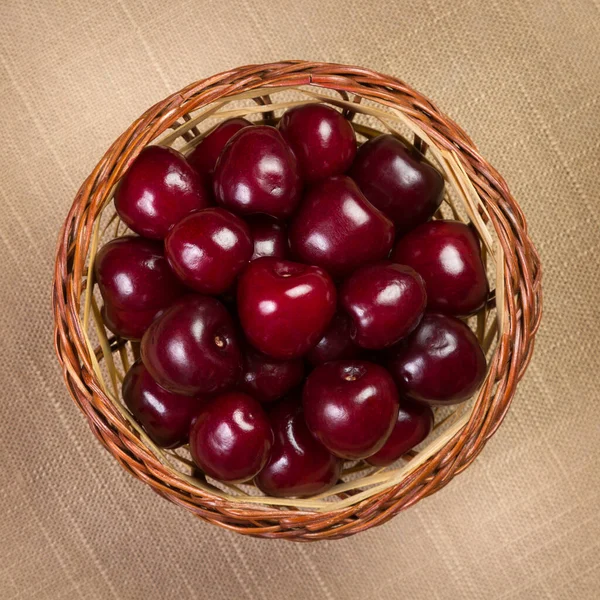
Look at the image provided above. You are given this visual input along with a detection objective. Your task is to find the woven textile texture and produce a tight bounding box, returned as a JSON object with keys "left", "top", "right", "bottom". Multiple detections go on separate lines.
{"left": 1, "top": 0, "right": 599, "bottom": 598}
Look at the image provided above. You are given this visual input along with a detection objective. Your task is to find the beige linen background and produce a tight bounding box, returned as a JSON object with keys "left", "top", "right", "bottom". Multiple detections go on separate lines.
{"left": 1, "top": 0, "right": 599, "bottom": 598}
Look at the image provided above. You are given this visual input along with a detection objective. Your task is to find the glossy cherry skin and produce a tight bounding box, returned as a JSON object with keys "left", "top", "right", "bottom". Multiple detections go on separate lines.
{"left": 366, "top": 400, "right": 434, "bottom": 466}
{"left": 303, "top": 360, "right": 399, "bottom": 459}
{"left": 237, "top": 257, "right": 336, "bottom": 360}
{"left": 213, "top": 126, "right": 301, "bottom": 219}
{"left": 102, "top": 303, "right": 164, "bottom": 341}
{"left": 278, "top": 104, "right": 356, "bottom": 183}
{"left": 122, "top": 361, "right": 205, "bottom": 448}
{"left": 114, "top": 146, "right": 211, "bottom": 239}
{"left": 95, "top": 236, "right": 185, "bottom": 311}
{"left": 306, "top": 313, "right": 361, "bottom": 366}
{"left": 240, "top": 346, "right": 304, "bottom": 403}
{"left": 340, "top": 262, "right": 427, "bottom": 350}
{"left": 165, "top": 208, "right": 252, "bottom": 294}
{"left": 187, "top": 118, "right": 251, "bottom": 184}
{"left": 349, "top": 134, "right": 444, "bottom": 235}
{"left": 246, "top": 215, "right": 289, "bottom": 260}
{"left": 386, "top": 313, "right": 487, "bottom": 405}
{"left": 289, "top": 176, "right": 394, "bottom": 278}
{"left": 392, "top": 220, "right": 489, "bottom": 316}
{"left": 141, "top": 295, "right": 242, "bottom": 395}
{"left": 255, "top": 396, "right": 342, "bottom": 497}
{"left": 189, "top": 392, "right": 273, "bottom": 482}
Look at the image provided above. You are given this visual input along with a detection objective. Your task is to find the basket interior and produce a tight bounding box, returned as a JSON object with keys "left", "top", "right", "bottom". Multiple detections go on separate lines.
{"left": 81, "top": 85, "right": 502, "bottom": 511}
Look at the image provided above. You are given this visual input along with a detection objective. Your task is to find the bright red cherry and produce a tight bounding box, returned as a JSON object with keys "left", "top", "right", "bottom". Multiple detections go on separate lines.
{"left": 165, "top": 208, "right": 252, "bottom": 295}
{"left": 213, "top": 126, "right": 301, "bottom": 219}
{"left": 95, "top": 236, "right": 185, "bottom": 312}
{"left": 240, "top": 346, "right": 304, "bottom": 403}
{"left": 102, "top": 303, "right": 163, "bottom": 341}
{"left": 340, "top": 262, "right": 427, "bottom": 349}
{"left": 246, "top": 215, "right": 289, "bottom": 260}
{"left": 386, "top": 313, "right": 487, "bottom": 405}
{"left": 255, "top": 396, "right": 342, "bottom": 497}
{"left": 366, "top": 400, "right": 434, "bottom": 466}
{"left": 278, "top": 103, "right": 356, "bottom": 183}
{"left": 141, "top": 295, "right": 242, "bottom": 395}
{"left": 289, "top": 176, "right": 394, "bottom": 278}
{"left": 122, "top": 361, "right": 205, "bottom": 448}
{"left": 114, "top": 146, "right": 211, "bottom": 239}
{"left": 237, "top": 257, "right": 336, "bottom": 360}
{"left": 392, "top": 220, "right": 489, "bottom": 316}
{"left": 189, "top": 392, "right": 272, "bottom": 482}
{"left": 303, "top": 360, "right": 399, "bottom": 459}
{"left": 349, "top": 134, "right": 444, "bottom": 235}
{"left": 187, "top": 118, "right": 251, "bottom": 184}
{"left": 306, "top": 313, "right": 361, "bottom": 366}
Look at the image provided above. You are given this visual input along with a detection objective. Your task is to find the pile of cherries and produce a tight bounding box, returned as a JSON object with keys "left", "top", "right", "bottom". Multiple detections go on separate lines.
{"left": 95, "top": 103, "right": 489, "bottom": 498}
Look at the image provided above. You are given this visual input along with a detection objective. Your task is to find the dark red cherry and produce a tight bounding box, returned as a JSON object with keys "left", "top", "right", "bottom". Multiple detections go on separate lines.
{"left": 165, "top": 208, "right": 252, "bottom": 295}
{"left": 114, "top": 146, "right": 211, "bottom": 239}
{"left": 278, "top": 103, "right": 356, "bottom": 183}
{"left": 386, "top": 313, "right": 487, "bottom": 405}
{"left": 392, "top": 220, "right": 489, "bottom": 315}
{"left": 213, "top": 126, "right": 301, "bottom": 219}
{"left": 95, "top": 236, "right": 185, "bottom": 311}
{"left": 122, "top": 361, "right": 205, "bottom": 448}
{"left": 366, "top": 400, "right": 434, "bottom": 466}
{"left": 349, "top": 134, "right": 444, "bottom": 235}
{"left": 255, "top": 396, "right": 342, "bottom": 497}
{"left": 306, "top": 313, "right": 361, "bottom": 366}
{"left": 219, "top": 285, "right": 238, "bottom": 313}
{"left": 187, "top": 118, "right": 251, "bottom": 184}
{"left": 303, "top": 360, "right": 399, "bottom": 459}
{"left": 237, "top": 257, "right": 336, "bottom": 360}
{"left": 102, "top": 303, "right": 164, "bottom": 341}
{"left": 141, "top": 295, "right": 242, "bottom": 395}
{"left": 289, "top": 176, "right": 394, "bottom": 278}
{"left": 240, "top": 346, "right": 304, "bottom": 403}
{"left": 246, "top": 215, "right": 289, "bottom": 260}
{"left": 340, "top": 262, "right": 427, "bottom": 349}
{"left": 189, "top": 392, "right": 272, "bottom": 482}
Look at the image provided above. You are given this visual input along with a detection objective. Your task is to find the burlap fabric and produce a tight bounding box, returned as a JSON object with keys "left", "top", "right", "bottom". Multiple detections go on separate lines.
{"left": 1, "top": 0, "right": 598, "bottom": 598}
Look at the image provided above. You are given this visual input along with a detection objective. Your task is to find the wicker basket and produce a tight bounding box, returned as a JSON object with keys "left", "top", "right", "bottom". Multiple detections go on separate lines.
{"left": 52, "top": 61, "right": 542, "bottom": 541}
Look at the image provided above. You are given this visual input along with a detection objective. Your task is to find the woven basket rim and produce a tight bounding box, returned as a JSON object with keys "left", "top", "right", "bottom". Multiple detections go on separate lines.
{"left": 52, "top": 60, "right": 542, "bottom": 541}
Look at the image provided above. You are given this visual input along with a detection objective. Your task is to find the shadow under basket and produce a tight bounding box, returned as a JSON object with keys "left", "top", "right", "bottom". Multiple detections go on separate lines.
{"left": 52, "top": 61, "right": 542, "bottom": 541}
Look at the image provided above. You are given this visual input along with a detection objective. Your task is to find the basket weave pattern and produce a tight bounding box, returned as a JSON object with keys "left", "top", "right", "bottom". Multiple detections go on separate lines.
{"left": 53, "top": 61, "right": 542, "bottom": 540}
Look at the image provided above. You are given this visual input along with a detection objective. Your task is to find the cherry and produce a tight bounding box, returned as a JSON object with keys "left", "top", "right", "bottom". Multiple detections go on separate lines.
{"left": 237, "top": 257, "right": 336, "bottom": 360}
{"left": 189, "top": 392, "right": 272, "bottom": 482}
{"left": 392, "top": 220, "right": 489, "bottom": 316}
{"left": 141, "top": 295, "right": 242, "bottom": 395}
{"left": 303, "top": 360, "right": 399, "bottom": 459}
{"left": 114, "top": 146, "right": 210, "bottom": 239}
{"left": 213, "top": 126, "right": 301, "bottom": 219}
{"left": 366, "top": 400, "right": 434, "bottom": 466}
{"left": 278, "top": 103, "right": 356, "bottom": 183}
{"left": 349, "top": 134, "right": 444, "bottom": 235}
{"left": 340, "top": 262, "right": 427, "bottom": 349}
{"left": 102, "top": 303, "right": 163, "bottom": 341}
{"left": 255, "top": 396, "right": 342, "bottom": 497}
{"left": 306, "top": 313, "right": 361, "bottom": 366}
{"left": 187, "top": 118, "right": 251, "bottom": 184}
{"left": 95, "top": 236, "right": 185, "bottom": 312}
{"left": 122, "top": 361, "right": 205, "bottom": 448}
{"left": 246, "top": 215, "right": 289, "bottom": 260}
{"left": 240, "top": 345, "right": 304, "bottom": 403}
{"left": 386, "top": 313, "right": 487, "bottom": 405}
{"left": 165, "top": 208, "right": 252, "bottom": 295}
{"left": 289, "top": 176, "right": 394, "bottom": 278}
